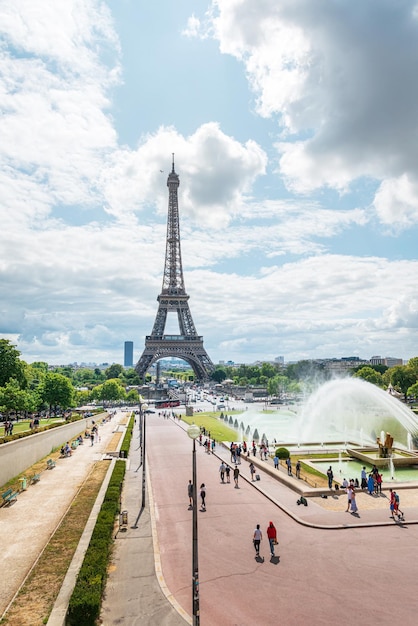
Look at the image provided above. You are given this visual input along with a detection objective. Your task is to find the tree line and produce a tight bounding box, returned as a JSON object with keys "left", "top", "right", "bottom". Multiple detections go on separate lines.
{"left": 1, "top": 337, "right": 418, "bottom": 418}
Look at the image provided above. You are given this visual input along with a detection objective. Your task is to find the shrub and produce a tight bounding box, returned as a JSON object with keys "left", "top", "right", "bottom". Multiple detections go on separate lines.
{"left": 275, "top": 447, "right": 290, "bottom": 459}
{"left": 66, "top": 461, "right": 125, "bottom": 626}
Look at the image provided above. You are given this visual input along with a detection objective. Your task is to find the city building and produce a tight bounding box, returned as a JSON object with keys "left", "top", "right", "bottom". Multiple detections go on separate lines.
{"left": 124, "top": 341, "right": 134, "bottom": 368}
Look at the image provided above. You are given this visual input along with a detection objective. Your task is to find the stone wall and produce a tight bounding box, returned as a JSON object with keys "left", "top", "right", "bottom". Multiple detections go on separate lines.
{"left": 0, "top": 416, "right": 104, "bottom": 486}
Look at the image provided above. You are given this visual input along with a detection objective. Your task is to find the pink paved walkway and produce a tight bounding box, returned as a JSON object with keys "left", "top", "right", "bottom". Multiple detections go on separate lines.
{"left": 146, "top": 414, "right": 418, "bottom": 626}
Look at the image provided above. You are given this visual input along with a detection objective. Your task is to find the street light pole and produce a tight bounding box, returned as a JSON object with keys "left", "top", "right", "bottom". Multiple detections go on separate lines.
{"left": 140, "top": 400, "right": 148, "bottom": 509}
{"left": 187, "top": 424, "right": 200, "bottom": 626}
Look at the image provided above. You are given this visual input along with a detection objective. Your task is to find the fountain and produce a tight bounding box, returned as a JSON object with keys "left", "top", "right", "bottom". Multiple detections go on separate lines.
{"left": 223, "top": 377, "right": 418, "bottom": 484}
{"left": 296, "top": 378, "right": 418, "bottom": 447}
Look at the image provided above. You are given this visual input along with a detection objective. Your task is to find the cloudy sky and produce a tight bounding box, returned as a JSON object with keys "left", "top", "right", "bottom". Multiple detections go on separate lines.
{"left": 1, "top": 0, "right": 418, "bottom": 367}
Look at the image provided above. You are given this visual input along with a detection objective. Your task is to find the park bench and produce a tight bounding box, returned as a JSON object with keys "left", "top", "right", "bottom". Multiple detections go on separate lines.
{"left": 46, "top": 459, "right": 56, "bottom": 469}
{"left": 30, "top": 473, "right": 41, "bottom": 484}
{"left": 2, "top": 488, "right": 18, "bottom": 506}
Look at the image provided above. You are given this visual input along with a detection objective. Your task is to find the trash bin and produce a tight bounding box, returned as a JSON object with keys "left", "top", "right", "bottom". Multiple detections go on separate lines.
{"left": 119, "top": 510, "right": 128, "bottom": 529}
{"left": 19, "top": 477, "right": 27, "bottom": 491}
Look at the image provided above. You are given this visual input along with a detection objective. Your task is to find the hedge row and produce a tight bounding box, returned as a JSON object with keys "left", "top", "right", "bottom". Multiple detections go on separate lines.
{"left": 119, "top": 413, "right": 135, "bottom": 457}
{"left": 66, "top": 460, "right": 126, "bottom": 626}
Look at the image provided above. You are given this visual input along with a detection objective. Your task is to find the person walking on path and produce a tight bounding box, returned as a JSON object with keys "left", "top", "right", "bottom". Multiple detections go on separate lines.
{"left": 188, "top": 480, "right": 193, "bottom": 508}
{"left": 233, "top": 465, "right": 240, "bottom": 488}
{"left": 253, "top": 524, "right": 262, "bottom": 557}
{"left": 393, "top": 491, "right": 404, "bottom": 520}
{"left": 350, "top": 487, "right": 358, "bottom": 514}
{"left": 249, "top": 462, "right": 256, "bottom": 481}
{"left": 345, "top": 483, "right": 353, "bottom": 512}
{"left": 367, "top": 473, "right": 375, "bottom": 495}
{"left": 273, "top": 454, "right": 279, "bottom": 470}
{"left": 225, "top": 465, "right": 231, "bottom": 483}
{"left": 327, "top": 466, "right": 334, "bottom": 489}
{"left": 286, "top": 457, "right": 292, "bottom": 476}
{"left": 266, "top": 521, "right": 277, "bottom": 557}
{"left": 219, "top": 462, "right": 226, "bottom": 483}
{"left": 200, "top": 483, "right": 206, "bottom": 511}
{"left": 295, "top": 460, "right": 301, "bottom": 479}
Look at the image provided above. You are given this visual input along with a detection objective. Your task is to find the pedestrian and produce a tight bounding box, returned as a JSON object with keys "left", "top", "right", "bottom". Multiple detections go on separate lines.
{"left": 327, "top": 466, "right": 333, "bottom": 489}
{"left": 236, "top": 445, "right": 241, "bottom": 463}
{"left": 367, "top": 474, "right": 375, "bottom": 495}
{"left": 361, "top": 466, "right": 367, "bottom": 490}
{"left": 188, "top": 480, "right": 193, "bottom": 508}
{"left": 233, "top": 465, "right": 240, "bottom": 488}
{"left": 389, "top": 488, "right": 396, "bottom": 518}
{"left": 273, "top": 454, "right": 279, "bottom": 470}
{"left": 376, "top": 472, "right": 383, "bottom": 494}
{"left": 266, "top": 521, "right": 277, "bottom": 557}
{"left": 296, "top": 460, "right": 301, "bottom": 479}
{"left": 253, "top": 524, "right": 262, "bottom": 557}
{"left": 345, "top": 483, "right": 353, "bottom": 512}
{"left": 350, "top": 487, "right": 358, "bottom": 514}
{"left": 219, "top": 462, "right": 226, "bottom": 483}
{"left": 90, "top": 432, "right": 94, "bottom": 446}
{"left": 249, "top": 462, "right": 256, "bottom": 481}
{"left": 225, "top": 465, "right": 231, "bottom": 483}
{"left": 200, "top": 483, "right": 206, "bottom": 511}
{"left": 393, "top": 491, "right": 404, "bottom": 520}
{"left": 286, "top": 457, "right": 292, "bottom": 476}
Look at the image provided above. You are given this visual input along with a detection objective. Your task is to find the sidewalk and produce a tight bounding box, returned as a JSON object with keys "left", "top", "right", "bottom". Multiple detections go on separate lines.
{"left": 0, "top": 412, "right": 124, "bottom": 619}
{"left": 2, "top": 411, "right": 418, "bottom": 625}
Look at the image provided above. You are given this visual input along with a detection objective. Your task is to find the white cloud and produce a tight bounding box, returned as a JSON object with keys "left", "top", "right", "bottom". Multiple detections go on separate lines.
{"left": 0, "top": 0, "right": 120, "bottom": 220}
{"left": 202, "top": 0, "right": 418, "bottom": 226}
{"left": 101, "top": 123, "right": 267, "bottom": 227}
{"left": 373, "top": 175, "right": 418, "bottom": 227}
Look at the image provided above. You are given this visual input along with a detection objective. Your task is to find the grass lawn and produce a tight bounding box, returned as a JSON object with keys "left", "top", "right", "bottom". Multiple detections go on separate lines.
{"left": 182, "top": 412, "right": 239, "bottom": 442}
{"left": 0, "top": 417, "right": 63, "bottom": 436}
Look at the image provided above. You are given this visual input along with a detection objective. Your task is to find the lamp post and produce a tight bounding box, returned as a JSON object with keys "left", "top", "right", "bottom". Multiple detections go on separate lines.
{"left": 187, "top": 423, "right": 200, "bottom": 626}
{"left": 140, "top": 400, "right": 148, "bottom": 508}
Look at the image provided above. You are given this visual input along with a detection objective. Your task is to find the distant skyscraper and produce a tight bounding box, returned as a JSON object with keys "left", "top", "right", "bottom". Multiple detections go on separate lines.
{"left": 124, "top": 341, "right": 134, "bottom": 367}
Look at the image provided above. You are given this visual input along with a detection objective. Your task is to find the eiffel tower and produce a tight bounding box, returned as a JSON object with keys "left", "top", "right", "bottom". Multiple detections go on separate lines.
{"left": 135, "top": 156, "right": 214, "bottom": 382}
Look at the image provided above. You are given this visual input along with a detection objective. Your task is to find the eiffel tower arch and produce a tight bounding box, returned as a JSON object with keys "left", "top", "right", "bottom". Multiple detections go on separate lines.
{"left": 135, "top": 156, "right": 214, "bottom": 382}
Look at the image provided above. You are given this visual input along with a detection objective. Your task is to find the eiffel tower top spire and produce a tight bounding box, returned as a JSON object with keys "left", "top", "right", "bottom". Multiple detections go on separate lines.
{"left": 162, "top": 152, "right": 185, "bottom": 295}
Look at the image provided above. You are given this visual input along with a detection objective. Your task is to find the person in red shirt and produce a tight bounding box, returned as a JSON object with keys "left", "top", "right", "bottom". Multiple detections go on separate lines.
{"left": 266, "top": 521, "right": 277, "bottom": 557}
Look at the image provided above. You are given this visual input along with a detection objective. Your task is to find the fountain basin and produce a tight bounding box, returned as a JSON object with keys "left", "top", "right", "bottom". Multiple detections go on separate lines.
{"left": 348, "top": 447, "right": 418, "bottom": 467}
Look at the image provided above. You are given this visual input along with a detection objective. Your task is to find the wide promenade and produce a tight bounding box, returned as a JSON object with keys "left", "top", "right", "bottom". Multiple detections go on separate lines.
{"left": 103, "top": 411, "right": 418, "bottom": 626}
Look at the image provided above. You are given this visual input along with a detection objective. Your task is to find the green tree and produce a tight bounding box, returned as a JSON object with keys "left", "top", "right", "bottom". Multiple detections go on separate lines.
{"left": 267, "top": 375, "right": 290, "bottom": 397}
{"left": 389, "top": 366, "right": 417, "bottom": 401}
{"left": 39, "top": 373, "right": 74, "bottom": 413}
{"left": 122, "top": 368, "right": 141, "bottom": 386}
{"left": 354, "top": 366, "right": 384, "bottom": 387}
{"left": 126, "top": 389, "right": 140, "bottom": 404}
{"left": 94, "top": 379, "right": 126, "bottom": 405}
{"left": 0, "top": 339, "right": 27, "bottom": 388}
{"left": 212, "top": 368, "right": 227, "bottom": 383}
{"left": 407, "top": 381, "right": 418, "bottom": 401}
{"left": 105, "top": 364, "right": 124, "bottom": 380}
{"left": 260, "top": 362, "right": 278, "bottom": 379}
{"left": 0, "top": 378, "right": 32, "bottom": 416}
{"left": 30, "top": 361, "right": 49, "bottom": 374}
{"left": 407, "top": 357, "right": 418, "bottom": 378}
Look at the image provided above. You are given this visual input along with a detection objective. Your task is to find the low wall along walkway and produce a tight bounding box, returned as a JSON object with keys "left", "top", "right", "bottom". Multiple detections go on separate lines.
{"left": 0, "top": 416, "right": 104, "bottom": 486}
